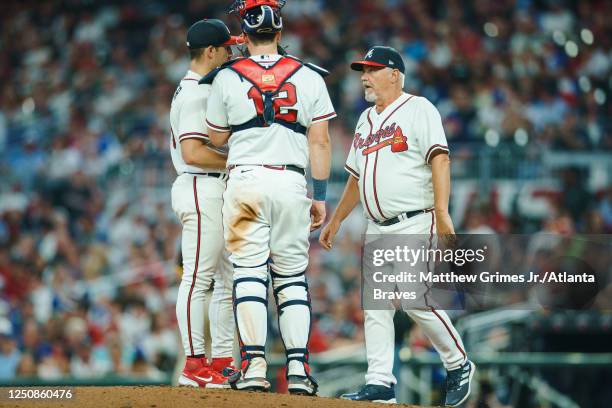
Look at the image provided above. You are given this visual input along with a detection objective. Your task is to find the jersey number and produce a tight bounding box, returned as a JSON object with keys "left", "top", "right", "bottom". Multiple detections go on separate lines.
{"left": 247, "top": 83, "right": 298, "bottom": 123}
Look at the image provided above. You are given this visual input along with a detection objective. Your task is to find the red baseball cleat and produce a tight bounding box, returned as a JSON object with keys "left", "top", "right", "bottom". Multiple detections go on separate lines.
{"left": 178, "top": 356, "right": 230, "bottom": 388}
{"left": 210, "top": 357, "right": 238, "bottom": 377}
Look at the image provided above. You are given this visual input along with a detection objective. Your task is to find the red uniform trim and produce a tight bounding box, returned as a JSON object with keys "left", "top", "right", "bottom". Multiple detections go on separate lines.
{"left": 380, "top": 95, "right": 415, "bottom": 128}
{"left": 179, "top": 132, "right": 209, "bottom": 140}
{"left": 425, "top": 211, "right": 467, "bottom": 360}
{"left": 186, "top": 176, "right": 202, "bottom": 356}
{"left": 206, "top": 119, "right": 230, "bottom": 131}
{"left": 425, "top": 144, "right": 449, "bottom": 164}
{"left": 362, "top": 110, "right": 378, "bottom": 221}
{"left": 372, "top": 150, "right": 386, "bottom": 219}
{"left": 312, "top": 112, "right": 337, "bottom": 122}
{"left": 368, "top": 95, "right": 415, "bottom": 221}
{"left": 180, "top": 136, "right": 208, "bottom": 143}
{"left": 344, "top": 164, "right": 359, "bottom": 179}
{"left": 430, "top": 307, "right": 467, "bottom": 360}
{"left": 182, "top": 78, "right": 200, "bottom": 82}
{"left": 423, "top": 210, "right": 435, "bottom": 307}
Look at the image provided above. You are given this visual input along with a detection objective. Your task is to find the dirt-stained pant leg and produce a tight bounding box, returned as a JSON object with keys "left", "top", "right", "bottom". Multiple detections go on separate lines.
{"left": 223, "top": 166, "right": 312, "bottom": 379}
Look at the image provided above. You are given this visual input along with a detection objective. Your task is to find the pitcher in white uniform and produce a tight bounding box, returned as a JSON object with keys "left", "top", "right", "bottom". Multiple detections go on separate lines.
{"left": 320, "top": 46, "right": 475, "bottom": 407}
{"left": 170, "top": 19, "right": 242, "bottom": 388}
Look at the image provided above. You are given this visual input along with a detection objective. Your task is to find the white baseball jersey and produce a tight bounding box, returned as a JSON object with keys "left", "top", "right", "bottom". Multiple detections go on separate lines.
{"left": 345, "top": 93, "right": 449, "bottom": 222}
{"left": 170, "top": 70, "right": 228, "bottom": 175}
{"left": 170, "top": 70, "right": 234, "bottom": 362}
{"left": 206, "top": 54, "right": 336, "bottom": 168}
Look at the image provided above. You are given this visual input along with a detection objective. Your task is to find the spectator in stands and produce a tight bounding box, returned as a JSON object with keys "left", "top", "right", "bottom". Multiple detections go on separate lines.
{"left": 0, "top": 331, "right": 21, "bottom": 380}
{"left": 15, "top": 352, "right": 37, "bottom": 377}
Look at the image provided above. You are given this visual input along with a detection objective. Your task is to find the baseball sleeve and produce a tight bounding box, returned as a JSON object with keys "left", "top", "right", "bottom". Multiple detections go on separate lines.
{"left": 416, "top": 97, "right": 450, "bottom": 164}
{"left": 177, "top": 95, "right": 208, "bottom": 142}
{"left": 205, "top": 75, "right": 231, "bottom": 133}
{"left": 310, "top": 75, "right": 337, "bottom": 125}
{"left": 344, "top": 126, "right": 361, "bottom": 179}
{"left": 345, "top": 144, "right": 360, "bottom": 179}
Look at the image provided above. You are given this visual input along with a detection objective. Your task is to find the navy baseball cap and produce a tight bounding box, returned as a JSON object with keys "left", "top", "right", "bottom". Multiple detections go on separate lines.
{"left": 186, "top": 19, "right": 243, "bottom": 49}
{"left": 351, "top": 46, "right": 406, "bottom": 74}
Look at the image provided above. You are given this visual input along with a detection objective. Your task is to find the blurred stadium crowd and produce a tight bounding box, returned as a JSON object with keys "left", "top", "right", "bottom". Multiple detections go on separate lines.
{"left": 0, "top": 0, "right": 610, "bottom": 397}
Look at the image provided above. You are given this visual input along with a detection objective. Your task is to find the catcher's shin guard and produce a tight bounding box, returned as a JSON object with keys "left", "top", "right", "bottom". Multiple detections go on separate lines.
{"left": 231, "top": 270, "right": 270, "bottom": 391}
{"left": 271, "top": 269, "right": 318, "bottom": 395}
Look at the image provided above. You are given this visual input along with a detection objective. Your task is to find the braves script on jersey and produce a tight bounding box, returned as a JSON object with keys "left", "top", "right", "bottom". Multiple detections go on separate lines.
{"left": 345, "top": 93, "right": 449, "bottom": 221}
{"left": 206, "top": 54, "right": 336, "bottom": 167}
{"left": 170, "top": 70, "right": 227, "bottom": 175}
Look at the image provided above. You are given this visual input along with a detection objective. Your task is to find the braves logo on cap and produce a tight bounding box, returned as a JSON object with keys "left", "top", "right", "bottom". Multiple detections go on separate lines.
{"left": 350, "top": 46, "right": 406, "bottom": 74}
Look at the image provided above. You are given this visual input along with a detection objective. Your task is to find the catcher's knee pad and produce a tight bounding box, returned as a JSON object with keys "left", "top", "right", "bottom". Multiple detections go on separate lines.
{"left": 269, "top": 258, "right": 308, "bottom": 278}
{"left": 271, "top": 270, "right": 310, "bottom": 314}
{"left": 234, "top": 276, "right": 268, "bottom": 304}
{"left": 233, "top": 262, "right": 268, "bottom": 303}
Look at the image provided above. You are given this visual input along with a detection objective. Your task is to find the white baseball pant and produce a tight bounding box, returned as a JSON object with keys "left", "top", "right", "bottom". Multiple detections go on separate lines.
{"left": 364, "top": 210, "right": 467, "bottom": 387}
{"left": 222, "top": 165, "right": 313, "bottom": 379}
{"left": 172, "top": 173, "right": 234, "bottom": 358}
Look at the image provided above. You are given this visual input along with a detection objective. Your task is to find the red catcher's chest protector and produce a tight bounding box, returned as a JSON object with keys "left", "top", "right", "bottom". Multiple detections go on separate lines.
{"left": 229, "top": 57, "right": 303, "bottom": 126}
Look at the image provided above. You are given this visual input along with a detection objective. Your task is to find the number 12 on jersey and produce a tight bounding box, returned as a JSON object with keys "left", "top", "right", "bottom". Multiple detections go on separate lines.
{"left": 247, "top": 83, "right": 298, "bottom": 123}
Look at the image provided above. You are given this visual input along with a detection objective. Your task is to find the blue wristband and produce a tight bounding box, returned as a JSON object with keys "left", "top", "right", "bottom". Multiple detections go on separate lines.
{"left": 312, "top": 178, "right": 328, "bottom": 201}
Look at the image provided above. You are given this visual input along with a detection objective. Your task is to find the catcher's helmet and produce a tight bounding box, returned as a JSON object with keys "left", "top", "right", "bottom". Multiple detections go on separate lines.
{"left": 228, "top": 0, "right": 286, "bottom": 34}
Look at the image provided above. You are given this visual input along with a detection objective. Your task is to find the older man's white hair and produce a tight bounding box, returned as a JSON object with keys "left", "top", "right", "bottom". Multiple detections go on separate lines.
{"left": 385, "top": 67, "right": 405, "bottom": 89}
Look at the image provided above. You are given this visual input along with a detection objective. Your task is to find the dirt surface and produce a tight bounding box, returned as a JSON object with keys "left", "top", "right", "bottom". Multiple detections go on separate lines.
{"left": 0, "top": 386, "right": 428, "bottom": 408}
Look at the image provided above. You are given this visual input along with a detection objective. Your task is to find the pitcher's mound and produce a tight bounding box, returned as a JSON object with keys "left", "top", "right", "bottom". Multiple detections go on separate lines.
{"left": 1, "top": 386, "right": 427, "bottom": 408}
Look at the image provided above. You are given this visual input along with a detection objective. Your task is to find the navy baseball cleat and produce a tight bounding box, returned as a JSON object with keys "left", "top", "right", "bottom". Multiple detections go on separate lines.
{"left": 444, "top": 360, "right": 476, "bottom": 407}
{"left": 228, "top": 371, "right": 271, "bottom": 392}
{"left": 227, "top": 357, "right": 271, "bottom": 392}
{"left": 340, "top": 384, "right": 396, "bottom": 403}
{"left": 288, "top": 374, "right": 318, "bottom": 396}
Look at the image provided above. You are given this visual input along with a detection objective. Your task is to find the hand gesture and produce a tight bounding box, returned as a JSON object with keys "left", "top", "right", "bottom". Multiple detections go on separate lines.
{"left": 319, "top": 219, "right": 340, "bottom": 250}
{"left": 310, "top": 200, "right": 326, "bottom": 232}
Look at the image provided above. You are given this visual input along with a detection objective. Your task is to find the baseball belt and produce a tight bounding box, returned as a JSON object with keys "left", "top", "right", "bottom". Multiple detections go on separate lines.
{"left": 374, "top": 208, "right": 434, "bottom": 227}
{"left": 186, "top": 172, "right": 229, "bottom": 180}
{"left": 228, "top": 164, "right": 306, "bottom": 176}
